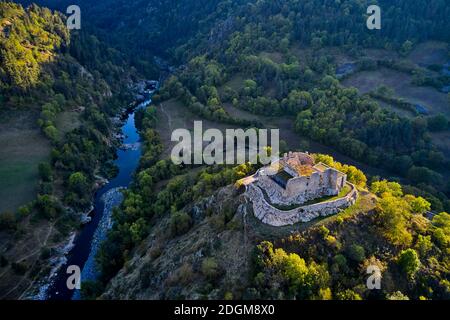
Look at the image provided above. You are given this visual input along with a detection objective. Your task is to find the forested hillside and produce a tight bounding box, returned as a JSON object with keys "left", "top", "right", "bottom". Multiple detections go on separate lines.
{"left": 0, "top": 2, "right": 68, "bottom": 91}
{"left": 2, "top": 0, "right": 449, "bottom": 301}
{"left": 88, "top": 0, "right": 450, "bottom": 300}
{"left": 154, "top": 0, "right": 450, "bottom": 211}
{"left": 0, "top": 2, "right": 136, "bottom": 298}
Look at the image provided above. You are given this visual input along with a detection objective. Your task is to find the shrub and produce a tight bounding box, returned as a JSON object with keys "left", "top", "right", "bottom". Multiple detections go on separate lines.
{"left": 336, "top": 289, "right": 362, "bottom": 300}
{"left": 346, "top": 244, "right": 366, "bottom": 263}
{"left": 397, "top": 249, "right": 420, "bottom": 279}
{"left": 387, "top": 291, "right": 410, "bottom": 300}
{"left": 170, "top": 212, "right": 192, "bottom": 237}
{"left": 38, "top": 162, "right": 53, "bottom": 182}
{"left": 201, "top": 257, "right": 220, "bottom": 280}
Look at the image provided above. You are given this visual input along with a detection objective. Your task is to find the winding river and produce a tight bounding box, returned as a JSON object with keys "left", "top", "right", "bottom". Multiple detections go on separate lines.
{"left": 45, "top": 91, "right": 155, "bottom": 300}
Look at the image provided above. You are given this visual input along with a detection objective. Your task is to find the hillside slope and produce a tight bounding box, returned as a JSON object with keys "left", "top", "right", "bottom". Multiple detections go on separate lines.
{"left": 0, "top": 2, "right": 135, "bottom": 299}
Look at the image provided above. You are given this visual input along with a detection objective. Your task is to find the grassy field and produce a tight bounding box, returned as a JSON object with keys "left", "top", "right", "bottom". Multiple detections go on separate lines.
{"left": 430, "top": 131, "right": 450, "bottom": 157}
{"left": 343, "top": 41, "right": 450, "bottom": 117}
{"left": 155, "top": 99, "right": 245, "bottom": 159}
{"left": 407, "top": 41, "right": 449, "bottom": 66}
{"left": 342, "top": 67, "right": 449, "bottom": 116}
{"left": 0, "top": 110, "right": 50, "bottom": 214}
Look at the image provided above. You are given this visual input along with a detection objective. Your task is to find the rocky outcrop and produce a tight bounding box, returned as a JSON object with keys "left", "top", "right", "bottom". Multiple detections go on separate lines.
{"left": 101, "top": 186, "right": 253, "bottom": 300}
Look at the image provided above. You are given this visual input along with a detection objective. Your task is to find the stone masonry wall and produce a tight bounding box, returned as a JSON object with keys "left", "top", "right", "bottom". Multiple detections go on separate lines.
{"left": 246, "top": 182, "right": 358, "bottom": 227}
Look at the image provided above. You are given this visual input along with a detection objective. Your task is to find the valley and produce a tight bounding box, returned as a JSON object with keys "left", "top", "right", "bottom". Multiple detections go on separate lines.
{"left": 0, "top": 0, "right": 450, "bottom": 303}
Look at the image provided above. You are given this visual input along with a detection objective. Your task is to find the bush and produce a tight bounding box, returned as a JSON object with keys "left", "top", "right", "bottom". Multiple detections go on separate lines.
{"left": 336, "top": 289, "right": 362, "bottom": 300}
{"left": 17, "top": 205, "right": 31, "bottom": 218}
{"left": 346, "top": 244, "right": 366, "bottom": 263}
{"left": 201, "top": 257, "right": 220, "bottom": 280}
{"left": 68, "top": 172, "right": 89, "bottom": 195}
{"left": 397, "top": 249, "right": 420, "bottom": 279}
{"left": 38, "top": 162, "right": 53, "bottom": 182}
{"left": 169, "top": 212, "right": 192, "bottom": 237}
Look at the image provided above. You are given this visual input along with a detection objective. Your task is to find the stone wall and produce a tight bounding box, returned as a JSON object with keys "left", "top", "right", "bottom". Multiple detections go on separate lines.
{"left": 253, "top": 163, "right": 347, "bottom": 207}
{"left": 246, "top": 182, "right": 358, "bottom": 227}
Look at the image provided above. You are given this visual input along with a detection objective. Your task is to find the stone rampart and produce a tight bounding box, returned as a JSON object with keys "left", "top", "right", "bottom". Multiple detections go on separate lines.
{"left": 246, "top": 182, "right": 358, "bottom": 226}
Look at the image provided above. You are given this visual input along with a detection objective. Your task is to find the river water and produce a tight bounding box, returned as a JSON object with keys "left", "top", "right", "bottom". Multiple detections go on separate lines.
{"left": 45, "top": 94, "right": 154, "bottom": 300}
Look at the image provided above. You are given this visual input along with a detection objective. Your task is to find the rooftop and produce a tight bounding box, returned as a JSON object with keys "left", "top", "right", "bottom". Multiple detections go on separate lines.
{"left": 279, "top": 152, "right": 315, "bottom": 176}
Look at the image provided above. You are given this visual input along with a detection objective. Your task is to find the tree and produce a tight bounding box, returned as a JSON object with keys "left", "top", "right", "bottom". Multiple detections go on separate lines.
{"left": 397, "top": 249, "right": 420, "bottom": 279}
{"left": 43, "top": 125, "right": 58, "bottom": 141}
{"left": 254, "top": 242, "right": 330, "bottom": 299}
{"left": 371, "top": 180, "right": 403, "bottom": 197}
{"left": 432, "top": 212, "right": 450, "bottom": 248}
{"left": 129, "top": 218, "right": 147, "bottom": 243}
{"left": 68, "top": 172, "right": 89, "bottom": 195}
{"left": 407, "top": 166, "right": 442, "bottom": 185}
{"left": 404, "top": 195, "right": 431, "bottom": 215}
{"left": 400, "top": 40, "right": 413, "bottom": 56}
{"left": 38, "top": 162, "right": 53, "bottom": 182}
{"left": 427, "top": 114, "right": 448, "bottom": 131}
{"left": 415, "top": 235, "right": 432, "bottom": 256}
{"left": 375, "top": 195, "right": 413, "bottom": 247}
{"left": 346, "top": 244, "right": 366, "bottom": 263}
{"left": 282, "top": 90, "right": 312, "bottom": 114}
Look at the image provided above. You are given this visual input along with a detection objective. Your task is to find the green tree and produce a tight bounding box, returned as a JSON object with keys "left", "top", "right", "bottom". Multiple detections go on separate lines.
{"left": 404, "top": 195, "right": 431, "bottom": 215}
{"left": 397, "top": 249, "right": 420, "bottom": 279}
{"left": 346, "top": 244, "right": 366, "bottom": 263}
{"left": 371, "top": 180, "right": 403, "bottom": 197}
{"left": 38, "top": 162, "right": 53, "bottom": 182}
{"left": 68, "top": 172, "right": 89, "bottom": 195}
{"left": 375, "top": 195, "right": 413, "bottom": 247}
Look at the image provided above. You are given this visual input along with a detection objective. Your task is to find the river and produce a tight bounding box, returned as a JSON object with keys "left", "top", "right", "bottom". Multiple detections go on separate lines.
{"left": 44, "top": 92, "right": 155, "bottom": 300}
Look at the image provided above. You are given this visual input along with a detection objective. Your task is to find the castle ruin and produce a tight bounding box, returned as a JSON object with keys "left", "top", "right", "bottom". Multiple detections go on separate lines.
{"left": 241, "top": 152, "right": 358, "bottom": 226}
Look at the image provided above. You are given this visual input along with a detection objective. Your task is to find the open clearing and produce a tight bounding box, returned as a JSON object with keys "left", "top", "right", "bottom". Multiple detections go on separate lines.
{"left": 155, "top": 99, "right": 245, "bottom": 159}
{"left": 342, "top": 67, "right": 449, "bottom": 116}
{"left": 407, "top": 41, "right": 449, "bottom": 66}
{"left": 259, "top": 51, "right": 285, "bottom": 64}
{"left": 55, "top": 110, "right": 81, "bottom": 135}
{"left": 430, "top": 131, "right": 450, "bottom": 157}
{"left": 0, "top": 110, "right": 50, "bottom": 213}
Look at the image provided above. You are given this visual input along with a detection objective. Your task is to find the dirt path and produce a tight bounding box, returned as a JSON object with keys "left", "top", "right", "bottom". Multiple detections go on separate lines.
{"left": 159, "top": 103, "right": 173, "bottom": 132}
